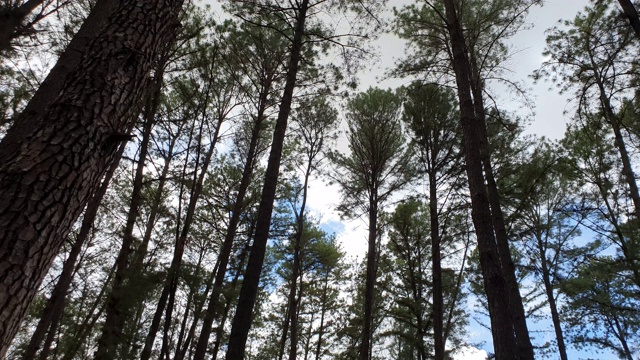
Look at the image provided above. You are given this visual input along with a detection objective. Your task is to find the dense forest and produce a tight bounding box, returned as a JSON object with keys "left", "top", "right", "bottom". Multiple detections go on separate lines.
{"left": 0, "top": 0, "right": 639, "bottom": 359}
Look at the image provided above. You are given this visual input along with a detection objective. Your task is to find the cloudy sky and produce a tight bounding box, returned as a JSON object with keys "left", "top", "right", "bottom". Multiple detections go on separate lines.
{"left": 204, "top": 0, "right": 621, "bottom": 358}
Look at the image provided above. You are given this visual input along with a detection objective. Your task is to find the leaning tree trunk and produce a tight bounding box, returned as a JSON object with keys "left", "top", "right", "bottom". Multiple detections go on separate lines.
{"left": 0, "top": 0, "right": 184, "bottom": 355}
{"left": 468, "top": 52, "right": 534, "bottom": 360}
{"left": 225, "top": 1, "right": 309, "bottom": 358}
{"left": 193, "top": 84, "right": 271, "bottom": 360}
{"left": 618, "top": 0, "right": 640, "bottom": 40}
{"left": 441, "top": 1, "right": 517, "bottom": 358}
{"left": 23, "top": 143, "right": 125, "bottom": 360}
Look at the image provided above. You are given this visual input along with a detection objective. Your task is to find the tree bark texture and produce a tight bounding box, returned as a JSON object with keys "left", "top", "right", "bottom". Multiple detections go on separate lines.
{"left": 225, "top": 1, "right": 309, "bottom": 358}
{"left": 441, "top": 0, "right": 518, "bottom": 358}
{"left": 23, "top": 143, "right": 125, "bottom": 360}
{"left": 0, "top": 0, "right": 183, "bottom": 355}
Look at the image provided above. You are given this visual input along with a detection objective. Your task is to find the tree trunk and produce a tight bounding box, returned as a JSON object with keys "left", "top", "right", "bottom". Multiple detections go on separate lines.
{"left": 468, "top": 52, "right": 534, "bottom": 360}
{"left": 359, "top": 197, "right": 378, "bottom": 360}
{"left": 0, "top": 0, "right": 184, "bottom": 355}
{"left": 287, "top": 162, "right": 314, "bottom": 360}
{"left": 225, "top": 1, "right": 309, "bottom": 358}
{"left": 441, "top": 1, "right": 517, "bottom": 358}
{"left": 140, "top": 113, "right": 220, "bottom": 360}
{"left": 428, "top": 171, "right": 444, "bottom": 360}
{"left": 618, "top": 0, "right": 640, "bottom": 40}
{"left": 536, "top": 230, "right": 568, "bottom": 360}
{"left": 193, "top": 83, "right": 271, "bottom": 360}
{"left": 314, "top": 273, "right": 329, "bottom": 360}
{"left": 23, "top": 143, "right": 125, "bottom": 360}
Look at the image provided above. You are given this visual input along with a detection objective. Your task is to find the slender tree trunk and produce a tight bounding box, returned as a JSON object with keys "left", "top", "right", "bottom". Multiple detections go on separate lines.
{"left": 141, "top": 115, "right": 220, "bottom": 360}
{"left": 359, "top": 197, "right": 378, "bottom": 360}
{"left": 314, "top": 273, "right": 329, "bottom": 360}
{"left": 193, "top": 86, "right": 270, "bottom": 360}
{"left": 428, "top": 171, "right": 444, "bottom": 360}
{"left": 0, "top": 0, "right": 183, "bottom": 355}
{"left": 61, "top": 261, "right": 117, "bottom": 360}
{"left": 174, "top": 258, "right": 219, "bottom": 360}
{"left": 468, "top": 53, "right": 534, "bottom": 360}
{"left": 618, "top": 0, "right": 640, "bottom": 39}
{"left": 23, "top": 143, "right": 125, "bottom": 360}
{"left": 95, "top": 64, "right": 165, "bottom": 360}
{"left": 444, "top": 226, "right": 470, "bottom": 344}
{"left": 287, "top": 163, "right": 314, "bottom": 360}
{"left": 441, "top": 1, "right": 517, "bottom": 358}
{"left": 211, "top": 237, "right": 252, "bottom": 360}
{"left": 535, "top": 230, "right": 568, "bottom": 360}
{"left": 225, "top": 2, "right": 309, "bottom": 358}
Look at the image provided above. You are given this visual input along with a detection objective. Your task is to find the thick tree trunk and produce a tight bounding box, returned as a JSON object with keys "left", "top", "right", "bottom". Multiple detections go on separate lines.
{"left": 359, "top": 198, "right": 378, "bottom": 360}
{"left": 428, "top": 171, "right": 444, "bottom": 360}
{"left": 225, "top": 2, "right": 309, "bottom": 358}
{"left": 23, "top": 143, "right": 125, "bottom": 360}
{"left": 0, "top": 0, "right": 183, "bottom": 355}
{"left": 468, "top": 53, "right": 534, "bottom": 360}
{"left": 193, "top": 85, "right": 270, "bottom": 360}
{"left": 441, "top": 1, "right": 517, "bottom": 358}
{"left": 618, "top": 0, "right": 640, "bottom": 39}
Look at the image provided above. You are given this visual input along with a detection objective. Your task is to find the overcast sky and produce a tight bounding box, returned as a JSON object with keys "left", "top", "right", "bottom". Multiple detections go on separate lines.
{"left": 203, "top": 0, "right": 620, "bottom": 358}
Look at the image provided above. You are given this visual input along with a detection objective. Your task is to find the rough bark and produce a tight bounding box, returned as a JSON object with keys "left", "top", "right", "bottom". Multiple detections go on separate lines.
{"left": 0, "top": 0, "right": 183, "bottom": 355}
{"left": 23, "top": 143, "right": 125, "bottom": 360}
{"left": 441, "top": 0, "right": 517, "bottom": 358}
{"left": 225, "top": 1, "right": 309, "bottom": 358}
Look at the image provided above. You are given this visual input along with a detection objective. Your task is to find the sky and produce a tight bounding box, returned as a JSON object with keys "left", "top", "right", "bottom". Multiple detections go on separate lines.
{"left": 204, "top": 0, "right": 621, "bottom": 358}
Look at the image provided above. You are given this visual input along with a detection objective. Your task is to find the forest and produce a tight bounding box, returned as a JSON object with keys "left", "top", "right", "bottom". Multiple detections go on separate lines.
{"left": 0, "top": 0, "right": 639, "bottom": 359}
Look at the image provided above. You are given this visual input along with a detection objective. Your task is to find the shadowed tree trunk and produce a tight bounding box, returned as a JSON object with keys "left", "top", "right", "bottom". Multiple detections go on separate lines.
{"left": 618, "top": 0, "right": 640, "bottom": 39}
{"left": 441, "top": 0, "right": 517, "bottom": 358}
{"left": 23, "top": 143, "right": 125, "bottom": 360}
{"left": 0, "top": 0, "right": 184, "bottom": 355}
{"left": 225, "top": 1, "right": 309, "bottom": 358}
